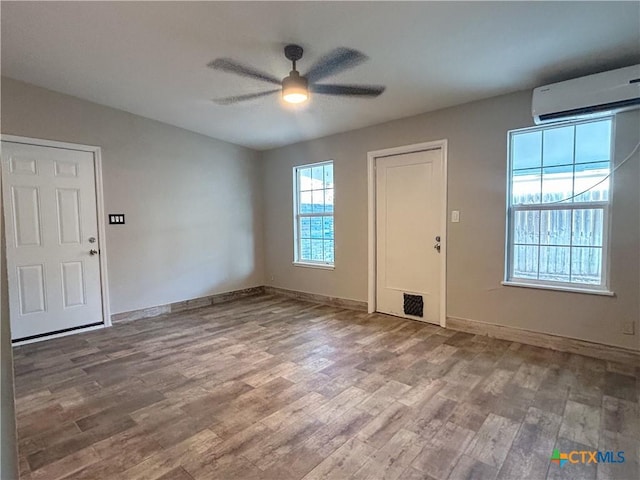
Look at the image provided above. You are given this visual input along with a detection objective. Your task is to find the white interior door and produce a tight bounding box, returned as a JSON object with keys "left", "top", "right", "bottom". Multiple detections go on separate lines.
{"left": 1, "top": 141, "right": 104, "bottom": 340}
{"left": 376, "top": 148, "right": 443, "bottom": 324}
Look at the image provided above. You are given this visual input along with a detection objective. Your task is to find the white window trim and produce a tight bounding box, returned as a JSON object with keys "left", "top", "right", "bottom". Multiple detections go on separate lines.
{"left": 504, "top": 117, "right": 614, "bottom": 294}
{"left": 293, "top": 160, "right": 334, "bottom": 267}
{"left": 501, "top": 280, "right": 614, "bottom": 296}
{"left": 292, "top": 261, "right": 335, "bottom": 270}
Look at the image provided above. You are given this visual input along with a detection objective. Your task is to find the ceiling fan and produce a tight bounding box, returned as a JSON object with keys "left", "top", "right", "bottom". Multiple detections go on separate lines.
{"left": 208, "top": 44, "right": 385, "bottom": 105}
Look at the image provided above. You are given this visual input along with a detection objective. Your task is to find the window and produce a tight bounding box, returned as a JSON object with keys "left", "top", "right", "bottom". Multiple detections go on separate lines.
{"left": 294, "top": 161, "right": 334, "bottom": 266}
{"left": 506, "top": 118, "right": 613, "bottom": 291}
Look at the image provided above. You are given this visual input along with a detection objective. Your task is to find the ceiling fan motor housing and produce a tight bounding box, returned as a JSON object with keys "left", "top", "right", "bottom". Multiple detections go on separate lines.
{"left": 283, "top": 70, "right": 308, "bottom": 89}
{"left": 282, "top": 70, "right": 309, "bottom": 103}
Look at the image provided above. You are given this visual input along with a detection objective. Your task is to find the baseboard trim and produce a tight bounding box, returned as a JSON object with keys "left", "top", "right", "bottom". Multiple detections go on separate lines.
{"left": 111, "top": 286, "right": 265, "bottom": 323}
{"left": 264, "top": 286, "right": 368, "bottom": 311}
{"left": 110, "top": 285, "right": 366, "bottom": 324}
{"left": 447, "top": 316, "right": 640, "bottom": 366}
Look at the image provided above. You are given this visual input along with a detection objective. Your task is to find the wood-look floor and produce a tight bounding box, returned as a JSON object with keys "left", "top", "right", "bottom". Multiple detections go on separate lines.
{"left": 13, "top": 294, "right": 640, "bottom": 480}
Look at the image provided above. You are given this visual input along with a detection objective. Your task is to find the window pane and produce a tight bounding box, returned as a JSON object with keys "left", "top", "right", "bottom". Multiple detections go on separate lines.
{"left": 311, "top": 239, "right": 324, "bottom": 261}
{"left": 512, "top": 131, "right": 542, "bottom": 170}
{"left": 300, "top": 217, "right": 311, "bottom": 238}
{"left": 324, "top": 240, "right": 334, "bottom": 263}
{"left": 312, "top": 189, "right": 325, "bottom": 213}
{"left": 513, "top": 245, "right": 539, "bottom": 279}
{"left": 540, "top": 209, "right": 571, "bottom": 245}
{"left": 299, "top": 168, "right": 313, "bottom": 191}
{"left": 543, "top": 125, "right": 574, "bottom": 166}
{"left": 325, "top": 188, "right": 334, "bottom": 213}
{"left": 572, "top": 209, "right": 604, "bottom": 247}
{"left": 299, "top": 191, "right": 312, "bottom": 213}
{"left": 513, "top": 210, "right": 539, "bottom": 244}
{"left": 571, "top": 247, "right": 602, "bottom": 284}
{"left": 310, "top": 217, "right": 323, "bottom": 239}
{"left": 542, "top": 165, "right": 573, "bottom": 203}
{"left": 324, "top": 164, "right": 334, "bottom": 188}
{"left": 323, "top": 216, "right": 334, "bottom": 239}
{"left": 300, "top": 238, "right": 311, "bottom": 261}
{"left": 512, "top": 168, "right": 541, "bottom": 205}
{"left": 573, "top": 162, "right": 609, "bottom": 202}
{"left": 575, "top": 120, "right": 612, "bottom": 163}
{"left": 312, "top": 166, "right": 324, "bottom": 183}
{"left": 539, "top": 246, "right": 570, "bottom": 282}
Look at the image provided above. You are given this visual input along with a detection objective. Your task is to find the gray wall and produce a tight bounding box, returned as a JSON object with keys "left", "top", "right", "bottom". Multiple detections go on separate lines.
{"left": 1, "top": 187, "right": 18, "bottom": 480}
{"left": 1, "top": 77, "right": 265, "bottom": 315}
{"left": 1, "top": 77, "right": 638, "bottom": 353}
{"left": 261, "top": 91, "right": 640, "bottom": 351}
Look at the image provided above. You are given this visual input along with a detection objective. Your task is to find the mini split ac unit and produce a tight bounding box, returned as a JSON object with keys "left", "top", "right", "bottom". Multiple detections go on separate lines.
{"left": 532, "top": 64, "right": 640, "bottom": 124}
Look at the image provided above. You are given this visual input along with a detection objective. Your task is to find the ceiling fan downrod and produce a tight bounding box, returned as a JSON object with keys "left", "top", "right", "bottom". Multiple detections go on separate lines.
{"left": 284, "top": 44, "right": 304, "bottom": 71}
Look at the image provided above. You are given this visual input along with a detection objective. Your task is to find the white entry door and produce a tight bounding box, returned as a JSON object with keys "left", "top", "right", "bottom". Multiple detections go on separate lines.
{"left": 376, "top": 148, "right": 443, "bottom": 324}
{"left": 1, "top": 141, "right": 104, "bottom": 340}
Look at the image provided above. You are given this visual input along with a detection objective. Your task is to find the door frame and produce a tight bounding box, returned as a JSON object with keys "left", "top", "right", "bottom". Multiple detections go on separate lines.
{"left": 367, "top": 139, "right": 448, "bottom": 327}
{"left": 1, "top": 134, "right": 112, "bottom": 343}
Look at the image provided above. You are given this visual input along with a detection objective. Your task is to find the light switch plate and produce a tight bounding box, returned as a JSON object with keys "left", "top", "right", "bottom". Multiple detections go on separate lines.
{"left": 451, "top": 210, "right": 460, "bottom": 223}
{"left": 109, "top": 214, "right": 125, "bottom": 225}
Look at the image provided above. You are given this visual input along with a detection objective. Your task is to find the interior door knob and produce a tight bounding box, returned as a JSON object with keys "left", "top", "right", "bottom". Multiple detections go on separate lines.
{"left": 89, "top": 249, "right": 99, "bottom": 256}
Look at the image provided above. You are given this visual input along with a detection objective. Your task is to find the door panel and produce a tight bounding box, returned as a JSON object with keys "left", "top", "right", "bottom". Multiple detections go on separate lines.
{"left": 54, "top": 161, "right": 79, "bottom": 178}
{"left": 2, "top": 141, "right": 103, "bottom": 340}
{"left": 17, "top": 264, "right": 46, "bottom": 314}
{"left": 56, "top": 188, "right": 82, "bottom": 244}
{"left": 376, "top": 149, "right": 443, "bottom": 324}
{"left": 11, "top": 186, "right": 42, "bottom": 246}
{"left": 9, "top": 156, "right": 38, "bottom": 175}
{"left": 61, "top": 261, "right": 86, "bottom": 308}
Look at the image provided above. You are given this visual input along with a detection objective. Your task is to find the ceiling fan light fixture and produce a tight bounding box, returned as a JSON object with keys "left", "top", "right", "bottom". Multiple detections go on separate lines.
{"left": 282, "top": 70, "right": 308, "bottom": 104}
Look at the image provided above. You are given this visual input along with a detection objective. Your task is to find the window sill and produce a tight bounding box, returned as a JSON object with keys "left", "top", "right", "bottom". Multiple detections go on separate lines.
{"left": 293, "top": 261, "right": 334, "bottom": 271}
{"left": 501, "top": 280, "right": 614, "bottom": 297}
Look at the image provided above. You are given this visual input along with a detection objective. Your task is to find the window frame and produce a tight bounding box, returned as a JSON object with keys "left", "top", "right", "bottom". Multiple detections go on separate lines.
{"left": 292, "top": 160, "right": 335, "bottom": 269}
{"left": 503, "top": 117, "right": 615, "bottom": 295}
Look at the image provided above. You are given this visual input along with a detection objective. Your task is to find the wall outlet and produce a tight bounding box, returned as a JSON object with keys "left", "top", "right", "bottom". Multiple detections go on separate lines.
{"left": 622, "top": 321, "right": 635, "bottom": 335}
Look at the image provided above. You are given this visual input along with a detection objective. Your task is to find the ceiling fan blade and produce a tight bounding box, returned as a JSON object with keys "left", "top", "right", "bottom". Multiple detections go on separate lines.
{"left": 212, "top": 89, "right": 280, "bottom": 105}
{"left": 208, "top": 58, "right": 281, "bottom": 85}
{"left": 310, "top": 84, "right": 385, "bottom": 97}
{"left": 304, "top": 48, "right": 368, "bottom": 83}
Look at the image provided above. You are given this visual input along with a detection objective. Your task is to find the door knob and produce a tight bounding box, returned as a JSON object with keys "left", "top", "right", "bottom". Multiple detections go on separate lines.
{"left": 89, "top": 249, "right": 99, "bottom": 256}
{"left": 433, "top": 243, "right": 441, "bottom": 253}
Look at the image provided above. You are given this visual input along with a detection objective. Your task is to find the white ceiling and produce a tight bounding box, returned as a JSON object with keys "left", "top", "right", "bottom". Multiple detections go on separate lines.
{"left": 2, "top": 1, "right": 639, "bottom": 150}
